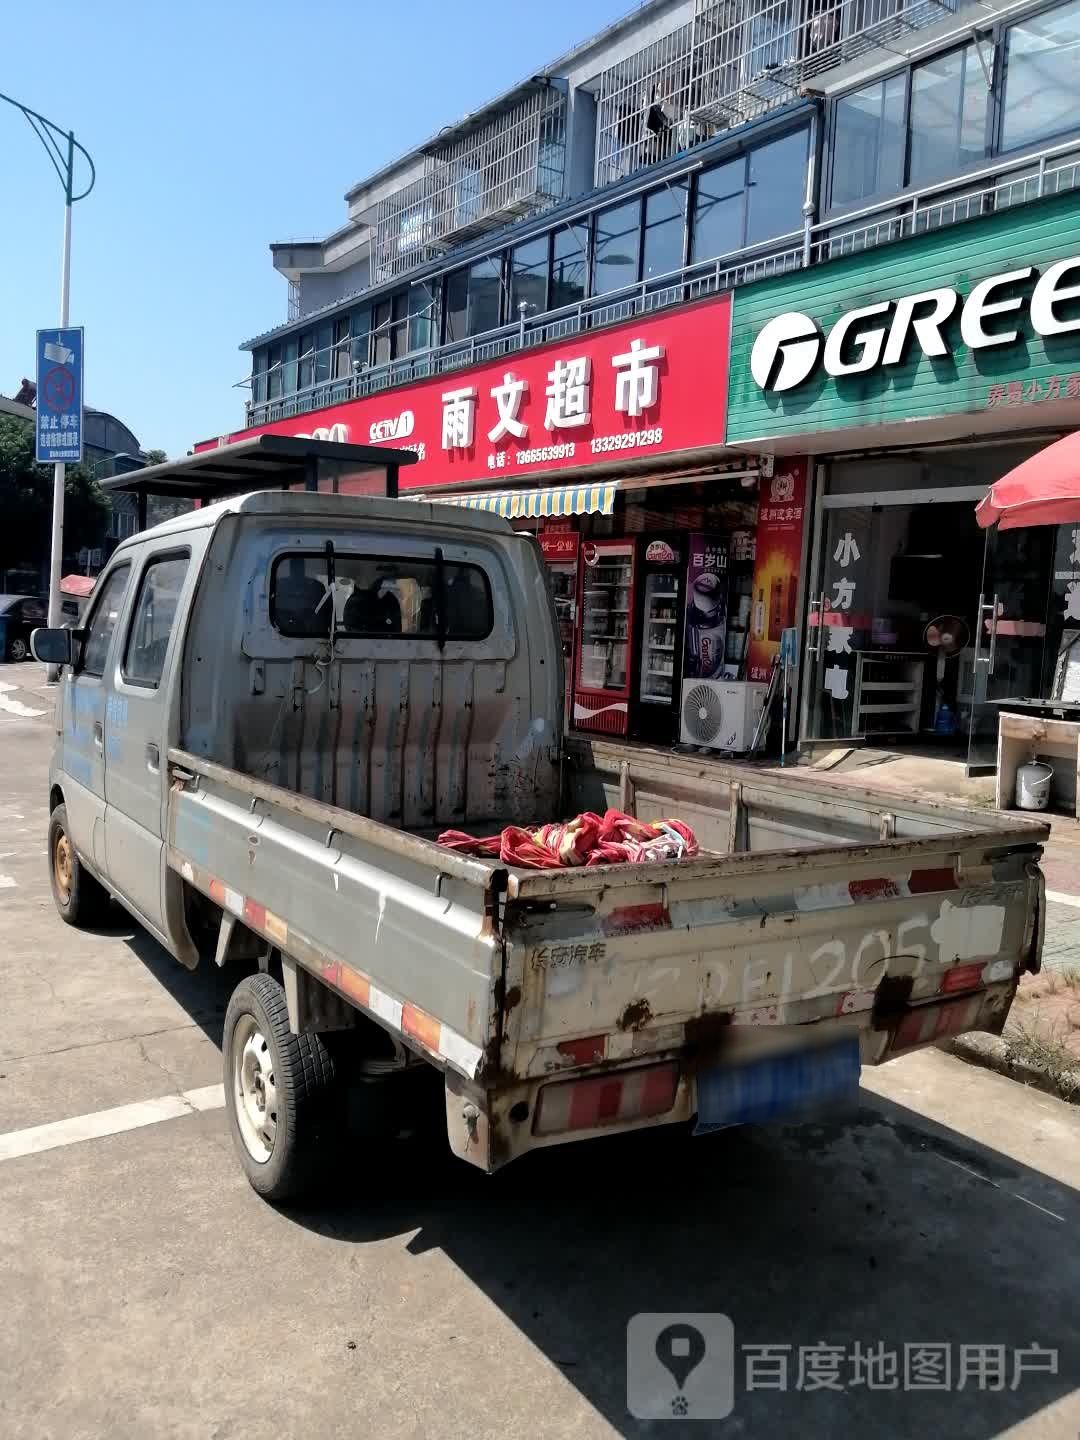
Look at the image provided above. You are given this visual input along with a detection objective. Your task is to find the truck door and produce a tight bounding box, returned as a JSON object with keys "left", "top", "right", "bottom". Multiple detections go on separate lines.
{"left": 103, "top": 548, "right": 192, "bottom": 932}
{"left": 58, "top": 561, "right": 133, "bottom": 873}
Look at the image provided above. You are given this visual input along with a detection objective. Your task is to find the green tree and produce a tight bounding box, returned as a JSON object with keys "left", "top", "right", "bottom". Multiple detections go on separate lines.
{"left": 0, "top": 415, "right": 108, "bottom": 585}
{"left": 144, "top": 448, "right": 167, "bottom": 465}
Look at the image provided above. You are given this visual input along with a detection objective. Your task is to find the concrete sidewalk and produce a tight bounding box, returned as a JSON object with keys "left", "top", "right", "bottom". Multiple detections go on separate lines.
{"left": 766, "top": 745, "right": 1080, "bottom": 1100}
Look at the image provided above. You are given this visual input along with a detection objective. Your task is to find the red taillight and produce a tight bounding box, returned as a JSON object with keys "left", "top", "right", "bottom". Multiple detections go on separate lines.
{"left": 533, "top": 1063, "right": 679, "bottom": 1136}
{"left": 940, "top": 962, "right": 984, "bottom": 995}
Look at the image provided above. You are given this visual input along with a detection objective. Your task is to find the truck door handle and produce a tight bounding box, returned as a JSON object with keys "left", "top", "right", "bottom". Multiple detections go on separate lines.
{"left": 93, "top": 721, "right": 104, "bottom": 749}
{"left": 146, "top": 742, "right": 160, "bottom": 772}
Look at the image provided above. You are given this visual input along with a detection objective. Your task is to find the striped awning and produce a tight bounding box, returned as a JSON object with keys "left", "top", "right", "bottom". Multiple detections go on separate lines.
{"left": 433, "top": 482, "right": 615, "bottom": 518}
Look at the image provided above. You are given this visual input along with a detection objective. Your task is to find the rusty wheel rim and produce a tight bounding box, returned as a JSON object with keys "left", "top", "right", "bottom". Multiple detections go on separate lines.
{"left": 53, "top": 830, "right": 73, "bottom": 902}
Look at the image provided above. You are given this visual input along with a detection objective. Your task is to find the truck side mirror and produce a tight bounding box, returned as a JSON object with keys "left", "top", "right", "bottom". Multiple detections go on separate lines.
{"left": 31, "top": 627, "right": 74, "bottom": 666}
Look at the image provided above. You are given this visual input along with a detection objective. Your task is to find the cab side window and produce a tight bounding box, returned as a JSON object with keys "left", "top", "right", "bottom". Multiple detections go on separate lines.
{"left": 123, "top": 553, "right": 190, "bottom": 688}
{"left": 80, "top": 565, "right": 131, "bottom": 677}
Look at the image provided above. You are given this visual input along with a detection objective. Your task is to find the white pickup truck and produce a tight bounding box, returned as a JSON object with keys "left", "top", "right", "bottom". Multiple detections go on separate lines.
{"left": 32, "top": 490, "right": 1048, "bottom": 1203}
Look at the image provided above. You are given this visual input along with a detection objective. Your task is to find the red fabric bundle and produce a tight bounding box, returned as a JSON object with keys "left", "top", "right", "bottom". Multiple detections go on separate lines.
{"left": 437, "top": 810, "right": 698, "bottom": 870}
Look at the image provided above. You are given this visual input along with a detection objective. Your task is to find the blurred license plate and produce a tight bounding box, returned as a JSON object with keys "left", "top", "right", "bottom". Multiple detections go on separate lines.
{"left": 695, "top": 1038, "right": 861, "bottom": 1133}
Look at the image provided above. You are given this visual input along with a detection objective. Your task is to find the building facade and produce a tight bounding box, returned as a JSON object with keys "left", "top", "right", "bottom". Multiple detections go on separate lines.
{"left": 205, "top": 0, "right": 1080, "bottom": 763}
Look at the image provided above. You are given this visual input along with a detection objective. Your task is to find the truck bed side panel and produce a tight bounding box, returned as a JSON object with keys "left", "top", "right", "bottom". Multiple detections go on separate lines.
{"left": 167, "top": 754, "right": 505, "bottom": 1080}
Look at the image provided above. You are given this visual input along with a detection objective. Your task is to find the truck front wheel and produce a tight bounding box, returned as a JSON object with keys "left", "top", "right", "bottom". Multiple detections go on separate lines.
{"left": 223, "top": 973, "right": 340, "bottom": 1203}
{"left": 48, "top": 803, "right": 111, "bottom": 927}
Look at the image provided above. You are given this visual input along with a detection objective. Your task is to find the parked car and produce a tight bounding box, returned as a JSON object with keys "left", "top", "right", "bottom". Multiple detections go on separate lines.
{"left": 0, "top": 594, "right": 48, "bottom": 662}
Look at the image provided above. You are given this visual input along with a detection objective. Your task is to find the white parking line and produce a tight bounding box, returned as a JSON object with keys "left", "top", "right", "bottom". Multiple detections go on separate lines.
{"left": 0, "top": 681, "right": 45, "bottom": 719}
{"left": 0, "top": 1083, "right": 226, "bottom": 1164}
{"left": 0, "top": 875, "right": 16, "bottom": 889}
{"left": 1046, "top": 889, "right": 1080, "bottom": 910}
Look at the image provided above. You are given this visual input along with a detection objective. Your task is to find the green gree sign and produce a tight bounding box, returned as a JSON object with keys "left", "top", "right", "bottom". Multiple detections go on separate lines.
{"left": 726, "top": 191, "right": 1080, "bottom": 445}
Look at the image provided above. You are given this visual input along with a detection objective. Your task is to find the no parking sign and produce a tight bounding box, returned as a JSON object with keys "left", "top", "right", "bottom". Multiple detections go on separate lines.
{"left": 35, "top": 327, "right": 83, "bottom": 464}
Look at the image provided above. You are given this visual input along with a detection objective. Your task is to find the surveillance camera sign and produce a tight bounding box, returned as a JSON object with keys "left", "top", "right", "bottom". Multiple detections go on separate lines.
{"left": 35, "top": 327, "right": 84, "bottom": 464}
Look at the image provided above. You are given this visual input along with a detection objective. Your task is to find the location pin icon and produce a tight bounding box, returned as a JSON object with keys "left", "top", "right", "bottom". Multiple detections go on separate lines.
{"left": 655, "top": 1322, "right": 707, "bottom": 1393}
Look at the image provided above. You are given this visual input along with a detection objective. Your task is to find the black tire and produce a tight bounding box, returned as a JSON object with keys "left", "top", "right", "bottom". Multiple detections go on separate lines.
{"left": 7, "top": 636, "right": 28, "bottom": 662}
{"left": 48, "top": 803, "right": 111, "bottom": 927}
{"left": 223, "top": 972, "right": 341, "bottom": 1203}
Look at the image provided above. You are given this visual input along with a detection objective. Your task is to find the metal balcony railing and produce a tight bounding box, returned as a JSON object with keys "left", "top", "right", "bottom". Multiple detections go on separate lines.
{"left": 247, "top": 135, "right": 1080, "bottom": 431}
{"left": 247, "top": 230, "right": 803, "bottom": 427}
{"left": 690, "top": 0, "right": 961, "bottom": 128}
{"left": 372, "top": 87, "right": 567, "bottom": 286}
{"left": 594, "top": 0, "right": 962, "bottom": 187}
{"left": 811, "top": 135, "right": 1080, "bottom": 261}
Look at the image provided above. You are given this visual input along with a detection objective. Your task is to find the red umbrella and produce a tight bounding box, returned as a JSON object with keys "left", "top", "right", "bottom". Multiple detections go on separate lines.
{"left": 976, "top": 430, "right": 1080, "bottom": 529}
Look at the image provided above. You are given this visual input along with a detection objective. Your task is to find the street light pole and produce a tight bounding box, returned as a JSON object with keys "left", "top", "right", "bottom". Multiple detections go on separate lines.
{"left": 49, "top": 131, "right": 76, "bottom": 639}
{"left": 0, "top": 90, "right": 94, "bottom": 641}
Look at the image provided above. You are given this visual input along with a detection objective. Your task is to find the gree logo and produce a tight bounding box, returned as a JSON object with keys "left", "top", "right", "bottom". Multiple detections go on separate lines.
{"left": 750, "top": 313, "right": 823, "bottom": 392}
{"left": 749, "top": 255, "right": 1080, "bottom": 394}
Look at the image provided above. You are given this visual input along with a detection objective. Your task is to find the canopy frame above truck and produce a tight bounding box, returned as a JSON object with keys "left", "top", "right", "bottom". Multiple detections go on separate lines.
{"left": 101, "top": 434, "right": 419, "bottom": 530}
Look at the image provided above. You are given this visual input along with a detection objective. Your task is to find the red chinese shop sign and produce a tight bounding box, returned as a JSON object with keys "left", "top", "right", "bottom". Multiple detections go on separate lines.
{"left": 198, "top": 295, "right": 731, "bottom": 490}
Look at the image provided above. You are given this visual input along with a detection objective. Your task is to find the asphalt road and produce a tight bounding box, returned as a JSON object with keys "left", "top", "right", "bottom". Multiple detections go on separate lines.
{"left": 1, "top": 660, "right": 1078, "bottom": 1439}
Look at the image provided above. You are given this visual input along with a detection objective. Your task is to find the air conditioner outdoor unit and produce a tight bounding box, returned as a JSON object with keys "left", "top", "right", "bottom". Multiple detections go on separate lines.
{"left": 680, "top": 679, "right": 767, "bottom": 751}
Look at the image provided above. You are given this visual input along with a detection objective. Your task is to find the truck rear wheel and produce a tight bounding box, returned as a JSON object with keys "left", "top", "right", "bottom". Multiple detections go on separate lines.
{"left": 223, "top": 972, "right": 340, "bottom": 1204}
{"left": 48, "top": 803, "right": 111, "bottom": 927}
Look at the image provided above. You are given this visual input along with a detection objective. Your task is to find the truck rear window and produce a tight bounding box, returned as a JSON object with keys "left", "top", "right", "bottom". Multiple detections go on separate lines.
{"left": 270, "top": 553, "right": 493, "bottom": 641}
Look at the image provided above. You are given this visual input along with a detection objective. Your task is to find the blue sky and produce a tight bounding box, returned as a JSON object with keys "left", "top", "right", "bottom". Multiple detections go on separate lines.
{"left": 0, "top": 0, "right": 631, "bottom": 458}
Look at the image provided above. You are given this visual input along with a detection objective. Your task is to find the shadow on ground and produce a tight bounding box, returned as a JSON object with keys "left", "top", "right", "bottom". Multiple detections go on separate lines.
{"left": 123, "top": 923, "right": 1080, "bottom": 1437}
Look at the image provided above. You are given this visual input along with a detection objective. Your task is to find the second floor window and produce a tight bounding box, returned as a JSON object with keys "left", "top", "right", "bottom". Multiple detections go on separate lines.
{"left": 1002, "top": 0, "right": 1080, "bottom": 152}
{"left": 828, "top": 0, "right": 1080, "bottom": 213}
{"left": 908, "top": 45, "right": 989, "bottom": 188}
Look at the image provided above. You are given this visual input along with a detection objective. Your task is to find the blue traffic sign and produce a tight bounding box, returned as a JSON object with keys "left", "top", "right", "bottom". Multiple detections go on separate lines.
{"left": 35, "top": 327, "right": 84, "bottom": 464}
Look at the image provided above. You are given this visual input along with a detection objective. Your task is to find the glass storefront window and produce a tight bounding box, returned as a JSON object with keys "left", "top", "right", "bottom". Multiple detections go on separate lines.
{"left": 1002, "top": 0, "right": 1080, "bottom": 152}
{"left": 444, "top": 269, "right": 469, "bottom": 343}
{"left": 297, "top": 330, "right": 314, "bottom": 390}
{"left": 830, "top": 75, "right": 906, "bottom": 208}
{"left": 551, "top": 224, "right": 588, "bottom": 309}
{"left": 592, "top": 198, "right": 642, "bottom": 295}
{"left": 908, "top": 44, "right": 989, "bottom": 186}
{"left": 466, "top": 256, "right": 503, "bottom": 334}
{"left": 642, "top": 181, "right": 687, "bottom": 281}
{"left": 251, "top": 350, "right": 267, "bottom": 406}
{"left": 333, "top": 316, "right": 351, "bottom": 379}
{"left": 746, "top": 129, "right": 808, "bottom": 246}
{"left": 691, "top": 157, "right": 744, "bottom": 264}
{"left": 314, "top": 324, "right": 332, "bottom": 384}
{"left": 510, "top": 235, "right": 550, "bottom": 319}
{"left": 266, "top": 343, "right": 282, "bottom": 401}
{"left": 281, "top": 337, "right": 298, "bottom": 395}
{"left": 350, "top": 308, "right": 370, "bottom": 369}
{"left": 408, "top": 282, "right": 435, "bottom": 352}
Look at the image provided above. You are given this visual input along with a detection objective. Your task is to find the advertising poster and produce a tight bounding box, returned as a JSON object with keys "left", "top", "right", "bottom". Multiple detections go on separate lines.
{"left": 747, "top": 459, "right": 808, "bottom": 684}
{"left": 684, "top": 533, "right": 730, "bottom": 680}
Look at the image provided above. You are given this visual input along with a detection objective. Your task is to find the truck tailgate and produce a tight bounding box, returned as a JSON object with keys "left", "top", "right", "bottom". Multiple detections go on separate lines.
{"left": 496, "top": 829, "right": 1044, "bottom": 1080}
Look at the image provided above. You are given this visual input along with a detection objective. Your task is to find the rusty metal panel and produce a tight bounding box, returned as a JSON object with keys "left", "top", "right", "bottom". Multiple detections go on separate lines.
{"left": 168, "top": 755, "right": 504, "bottom": 1063}
{"left": 180, "top": 508, "right": 561, "bottom": 832}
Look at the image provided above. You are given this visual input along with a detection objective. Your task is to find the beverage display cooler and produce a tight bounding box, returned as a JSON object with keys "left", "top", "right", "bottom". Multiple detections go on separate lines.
{"left": 632, "top": 536, "right": 685, "bottom": 744}
{"left": 539, "top": 531, "right": 579, "bottom": 730}
{"left": 572, "top": 539, "right": 636, "bottom": 735}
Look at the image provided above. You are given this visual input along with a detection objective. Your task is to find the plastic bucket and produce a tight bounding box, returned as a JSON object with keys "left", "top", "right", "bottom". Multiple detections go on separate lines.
{"left": 1015, "top": 761, "right": 1053, "bottom": 811}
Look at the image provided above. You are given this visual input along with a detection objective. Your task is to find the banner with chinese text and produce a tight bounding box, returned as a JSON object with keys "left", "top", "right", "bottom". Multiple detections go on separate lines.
{"left": 196, "top": 296, "right": 731, "bottom": 490}
{"left": 746, "top": 459, "right": 808, "bottom": 684}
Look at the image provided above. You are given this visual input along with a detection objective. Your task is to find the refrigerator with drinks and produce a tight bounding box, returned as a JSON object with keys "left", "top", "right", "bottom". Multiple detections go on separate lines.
{"left": 539, "top": 531, "right": 579, "bottom": 730}
{"left": 572, "top": 539, "right": 636, "bottom": 736}
{"left": 632, "top": 535, "right": 686, "bottom": 744}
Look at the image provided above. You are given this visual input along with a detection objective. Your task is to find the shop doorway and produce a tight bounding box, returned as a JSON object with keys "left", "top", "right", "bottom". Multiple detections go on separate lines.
{"left": 805, "top": 490, "right": 987, "bottom": 753}
{"left": 966, "top": 524, "right": 1057, "bottom": 774}
{"left": 804, "top": 445, "right": 1067, "bottom": 770}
